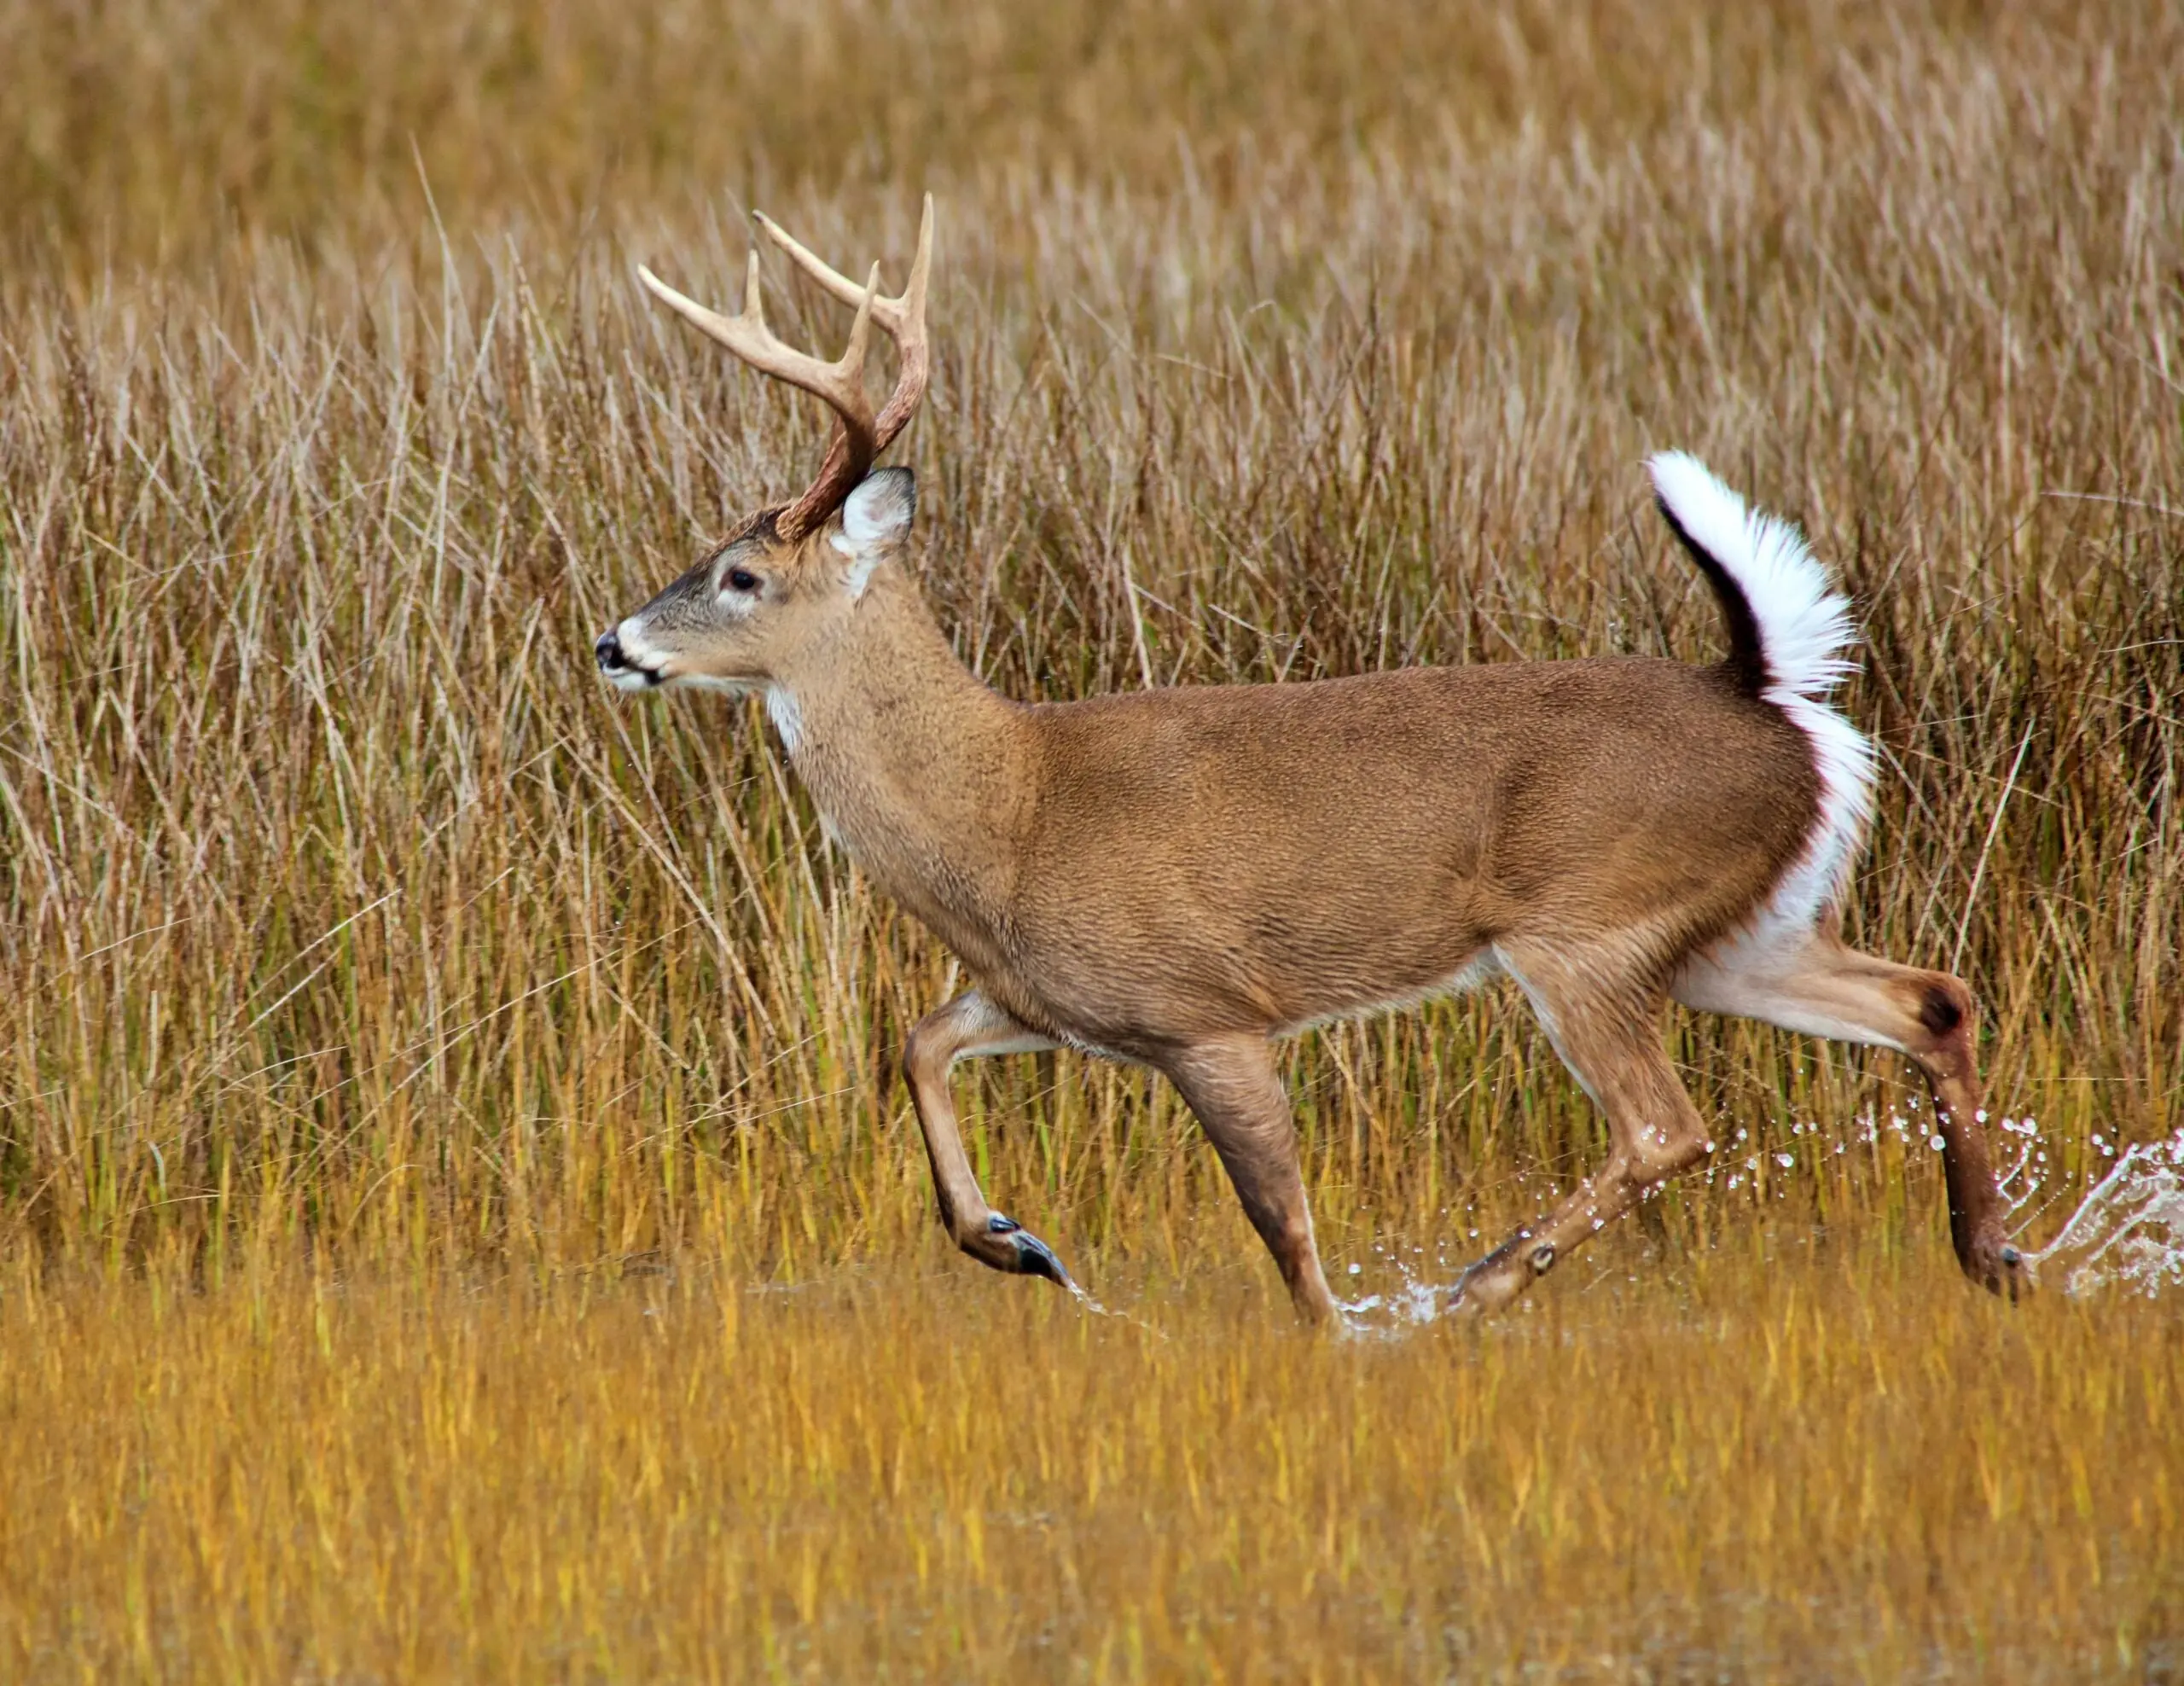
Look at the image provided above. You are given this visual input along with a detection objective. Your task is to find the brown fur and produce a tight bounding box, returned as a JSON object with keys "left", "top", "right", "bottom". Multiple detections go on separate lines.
{"left": 603, "top": 217, "right": 2024, "bottom": 1321}
{"left": 601, "top": 514, "right": 2025, "bottom": 1323}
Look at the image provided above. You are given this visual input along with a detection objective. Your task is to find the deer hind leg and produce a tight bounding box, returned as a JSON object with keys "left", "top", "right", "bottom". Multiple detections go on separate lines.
{"left": 1161, "top": 1036, "right": 1342, "bottom": 1326}
{"left": 901, "top": 991, "right": 1073, "bottom": 1288}
{"left": 1454, "top": 948, "right": 1712, "bottom": 1316}
{"left": 1674, "top": 933, "right": 2027, "bottom": 1298}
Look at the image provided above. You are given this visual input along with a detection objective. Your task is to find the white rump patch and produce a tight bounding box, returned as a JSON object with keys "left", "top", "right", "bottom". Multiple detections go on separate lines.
{"left": 1647, "top": 452, "right": 1876, "bottom": 946}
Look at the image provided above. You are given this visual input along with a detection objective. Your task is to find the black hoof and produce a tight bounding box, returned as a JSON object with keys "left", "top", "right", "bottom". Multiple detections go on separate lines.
{"left": 989, "top": 1213, "right": 1073, "bottom": 1288}
{"left": 1457, "top": 1236, "right": 1522, "bottom": 1286}
{"left": 1449, "top": 1249, "right": 1507, "bottom": 1312}
{"left": 1975, "top": 1244, "right": 2031, "bottom": 1302}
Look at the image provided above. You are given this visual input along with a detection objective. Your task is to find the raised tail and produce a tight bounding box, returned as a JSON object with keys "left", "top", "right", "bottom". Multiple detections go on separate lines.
{"left": 1647, "top": 450, "right": 1856, "bottom": 703}
{"left": 1647, "top": 450, "right": 1877, "bottom": 931}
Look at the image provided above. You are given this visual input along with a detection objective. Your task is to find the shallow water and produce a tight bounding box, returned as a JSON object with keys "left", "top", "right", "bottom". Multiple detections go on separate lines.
{"left": 2029, "top": 1129, "right": 2184, "bottom": 1298}
{"left": 1329, "top": 1118, "right": 2184, "bottom": 1337}
{"left": 3, "top": 1233, "right": 2175, "bottom": 1682}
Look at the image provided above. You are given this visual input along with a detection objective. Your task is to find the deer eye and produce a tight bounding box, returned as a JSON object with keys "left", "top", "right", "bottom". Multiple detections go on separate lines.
{"left": 723, "top": 567, "right": 761, "bottom": 594}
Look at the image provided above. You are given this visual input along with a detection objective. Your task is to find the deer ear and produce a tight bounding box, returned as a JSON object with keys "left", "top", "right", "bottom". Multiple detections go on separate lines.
{"left": 840, "top": 467, "right": 916, "bottom": 552}
{"left": 834, "top": 468, "right": 916, "bottom": 598}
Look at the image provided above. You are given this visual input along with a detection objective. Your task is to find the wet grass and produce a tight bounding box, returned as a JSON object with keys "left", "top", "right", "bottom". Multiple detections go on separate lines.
{"left": 0, "top": 0, "right": 2180, "bottom": 1676}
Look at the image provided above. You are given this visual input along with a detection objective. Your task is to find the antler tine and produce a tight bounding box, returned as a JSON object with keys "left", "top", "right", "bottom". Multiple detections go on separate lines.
{"left": 636, "top": 252, "right": 883, "bottom": 541}
{"left": 776, "top": 264, "right": 882, "bottom": 539}
{"left": 741, "top": 246, "right": 766, "bottom": 322}
{"left": 752, "top": 194, "right": 935, "bottom": 456}
{"left": 871, "top": 195, "right": 933, "bottom": 454}
{"left": 755, "top": 212, "right": 883, "bottom": 325}
{"left": 634, "top": 257, "right": 874, "bottom": 428}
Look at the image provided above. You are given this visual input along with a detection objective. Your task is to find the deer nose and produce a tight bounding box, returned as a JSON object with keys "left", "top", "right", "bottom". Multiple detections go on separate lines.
{"left": 595, "top": 630, "right": 625, "bottom": 670}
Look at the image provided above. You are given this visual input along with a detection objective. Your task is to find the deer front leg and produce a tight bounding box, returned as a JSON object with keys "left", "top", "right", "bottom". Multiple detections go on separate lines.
{"left": 901, "top": 991, "right": 1072, "bottom": 1288}
{"left": 1162, "top": 1035, "right": 1343, "bottom": 1326}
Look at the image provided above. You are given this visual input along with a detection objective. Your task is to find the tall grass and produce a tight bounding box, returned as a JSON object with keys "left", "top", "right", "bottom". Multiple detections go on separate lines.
{"left": 0, "top": 1, "right": 2180, "bottom": 1670}
{"left": 3, "top": 0, "right": 2175, "bottom": 1277}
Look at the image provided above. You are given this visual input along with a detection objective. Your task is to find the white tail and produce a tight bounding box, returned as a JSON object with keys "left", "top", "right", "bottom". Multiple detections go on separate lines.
{"left": 1647, "top": 451, "right": 1875, "bottom": 939}
{"left": 595, "top": 202, "right": 2028, "bottom": 1323}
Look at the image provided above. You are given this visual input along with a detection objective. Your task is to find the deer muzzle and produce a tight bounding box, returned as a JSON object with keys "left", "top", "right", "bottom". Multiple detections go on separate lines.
{"left": 594, "top": 626, "right": 661, "bottom": 690}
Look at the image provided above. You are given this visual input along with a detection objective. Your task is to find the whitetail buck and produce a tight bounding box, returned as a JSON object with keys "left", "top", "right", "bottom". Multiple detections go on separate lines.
{"left": 596, "top": 198, "right": 2027, "bottom": 1323}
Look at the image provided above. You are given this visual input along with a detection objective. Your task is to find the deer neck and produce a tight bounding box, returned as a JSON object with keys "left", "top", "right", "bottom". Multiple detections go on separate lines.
{"left": 765, "top": 564, "right": 1031, "bottom": 938}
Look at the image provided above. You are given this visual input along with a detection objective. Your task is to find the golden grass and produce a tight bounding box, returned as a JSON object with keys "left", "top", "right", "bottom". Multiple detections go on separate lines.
{"left": 2, "top": 1249, "right": 2178, "bottom": 1679}
{"left": 1, "top": 0, "right": 2181, "bottom": 1675}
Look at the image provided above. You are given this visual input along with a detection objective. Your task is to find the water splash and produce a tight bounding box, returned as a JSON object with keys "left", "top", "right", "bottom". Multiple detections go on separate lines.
{"left": 1328, "top": 1118, "right": 2184, "bottom": 1331}
{"left": 1337, "top": 1233, "right": 1475, "bottom": 1334}
{"left": 1338, "top": 1276, "right": 1449, "bottom": 1334}
{"left": 1063, "top": 1279, "right": 1171, "bottom": 1341}
{"left": 2024, "top": 1129, "right": 2184, "bottom": 1298}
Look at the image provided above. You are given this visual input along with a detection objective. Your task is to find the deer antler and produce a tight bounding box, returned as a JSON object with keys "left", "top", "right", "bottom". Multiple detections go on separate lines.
{"left": 637, "top": 195, "right": 934, "bottom": 543}
{"left": 755, "top": 194, "right": 933, "bottom": 457}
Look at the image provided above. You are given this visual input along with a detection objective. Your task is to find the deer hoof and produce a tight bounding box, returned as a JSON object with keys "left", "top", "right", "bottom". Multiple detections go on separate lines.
{"left": 988, "top": 1214, "right": 1073, "bottom": 1288}
{"left": 1967, "top": 1235, "right": 2032, "bottom": 1302}
{"left": 1531, "top": 1243, "right": 1556, "bottom": 1275}
{"left": 1448, "top": 1237, "right": 1531, "bottom": 1316}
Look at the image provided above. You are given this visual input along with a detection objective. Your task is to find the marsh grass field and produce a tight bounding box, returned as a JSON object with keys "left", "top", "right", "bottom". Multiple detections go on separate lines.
{"left": 2, "top": 0, "right": 2181, "bottom": 1676}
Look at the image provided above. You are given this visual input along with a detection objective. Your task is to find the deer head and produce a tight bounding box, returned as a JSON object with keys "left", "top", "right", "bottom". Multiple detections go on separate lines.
{"left": 595, "top": 198, "right": 933, "bottom": 696}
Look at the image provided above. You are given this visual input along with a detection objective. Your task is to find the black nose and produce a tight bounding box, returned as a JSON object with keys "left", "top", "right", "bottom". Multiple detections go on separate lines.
{"left": 595, "top": 630, "right": 624, "bottom": 669}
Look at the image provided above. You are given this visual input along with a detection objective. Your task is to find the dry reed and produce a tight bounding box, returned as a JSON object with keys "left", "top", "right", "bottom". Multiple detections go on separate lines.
{"left": 0, "top": 0, "right": 2179, "bottom": 1676}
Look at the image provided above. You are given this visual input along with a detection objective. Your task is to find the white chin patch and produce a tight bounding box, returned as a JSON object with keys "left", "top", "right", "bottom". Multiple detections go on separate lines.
{"left": 765, "top": 685, "right": 804, "bottom": 752}
{"left": 604, "top": 667, "right": 659, "bottom": 694}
